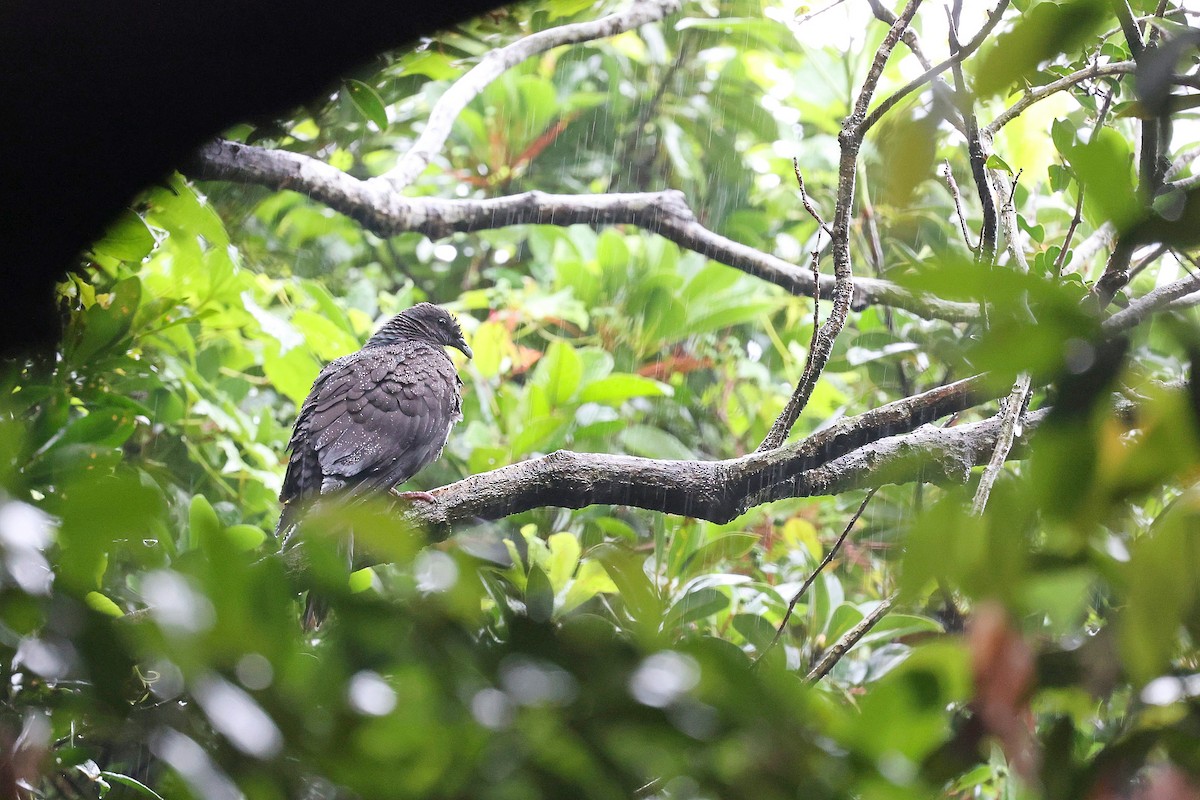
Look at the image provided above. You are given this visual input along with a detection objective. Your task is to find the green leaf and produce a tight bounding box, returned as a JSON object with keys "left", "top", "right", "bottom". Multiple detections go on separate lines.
{"left": 593, "top": 543, "right": 663, "bottom": 627}
{"left": 973, "top": 0, "right": 1109, "bottom": 97}
{"left": 90, "top": 209, "right": 156, "bottom": 262}
{"left": 100, "top": 772, "right": 168, "bottom": 800}
{"left": 535, "top": 341, "right": 583, "bottom": 405}
{"left": 345, "top": 79, "right": 389, "bottom": 130}
{"left": 985, "top": 154, "right": 1014, "bottom": 175}
{"left": 225, "top": 524, "right": 267, "bottom": 552}
{"left": 618, "top": 425, "right": 694, "bottom": 460}
{"left": 578, "top": 374, "right": 669, "bottom": 405}
{"left": 1064, "top": 127, "right": 1141, "bottom": 232}
{"left": 664, "top": 587, "right": 730, "bottom": 629}
{"left": 560, "top": 560, "right": 618, "bottom": 614}
{"left": 732, "top": 613, "right": 778, "bottom": 650}
{"left": 526, "top": 565, "right": 555, "bottom": 622}
{"left": 85, "top": 591, "right": 124, "bottom": 618}
{"left": 188, "top": 494, "right": 221, "bottom": 551}
{"left": 681, "top": 533, "right": 758, "bottom": 577}
{"left": 67, "top": 277, "right": 142, "bottom": 364}
{"left": 546, "top": 532, "right": 581, "bottom": 593}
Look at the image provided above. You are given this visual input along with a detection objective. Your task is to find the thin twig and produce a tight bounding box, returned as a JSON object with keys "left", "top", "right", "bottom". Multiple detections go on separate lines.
{"left": 984, "top": 61, "right": 1136, "bottom": 136}
{"left": 1164, "top": 144, "right": 1200, "bottom": 181}
{"left": 947, "top": 10, "right": 997, "bottom": 266}
{"left": 807, "top": 252, "right": 822, "bottom": 357}
{"left": 862, "top": 0, "right": 1010, "bottom": 134}
{"left": 1128, "top": 243, "right": 1170, "bottom": 281}
{"left": 795, "top": 0, "right": 849, "bottom": 26}
{"left": 1103, "top": 272, "right": 1200, "bottom": 332}
{"left": 794, "top": 159, "right": 833, "bottom": 237}
{"left": 970, "top": 374, "right": 1031, "bottom": 516}
{"left": 1055, "top": 187, "right": 1086, "bottom": 276}
{"left": 942, "top": 160, "right": 977, "bottom": 252}
{"left": 1053, "top": 86, "right": 1115, "bottom": 276}
{"left": 756, "top": 489, "right": 878, "bottom": 665}
{"left": 807, "top": 593, "right": 896, "bottom": 682}
{"left": 376, "top": 0, "right": 681, "bottom": 190}
{"left": 757, "top": 0, "right": 925, "bottom": 452}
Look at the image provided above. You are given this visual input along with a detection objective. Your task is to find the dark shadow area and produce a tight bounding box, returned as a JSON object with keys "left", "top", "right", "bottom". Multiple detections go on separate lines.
{"left": 0, "top": 0, "right": 505, "bottom": 357}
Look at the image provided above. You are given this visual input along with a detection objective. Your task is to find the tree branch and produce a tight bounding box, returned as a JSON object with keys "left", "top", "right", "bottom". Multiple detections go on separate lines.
{"left": 756, "top": 0, "right": 925, "bottom": 451}
{"left": 807, "top": 594, "right": 896, "bottom": 682}
{"left": 862, "top": 0, "right": 1009, "bottom": 134}
{"left": 970, "top": 374, "right": 1030, "bottom": 515}
{"left": 949, "top": 11, "right": 997, "bottom": 266}
{"left": 984, "top": 61, "right": 1136, "bottom": 136}
{"left": 190, "top": 139, "right": 980, "bottom": 322}
{"left": 376, "top": 0, "right": 681, "bottom": 191}
{"left": 758, "top": 488, "right": 877, "bottom": 664}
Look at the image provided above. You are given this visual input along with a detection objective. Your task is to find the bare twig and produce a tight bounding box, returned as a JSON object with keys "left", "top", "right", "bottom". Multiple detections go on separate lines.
{"left": 1051, "top": 87, "right": 1115, "bottom": 276}
{"left": 1128, "top": 243, "right": 1170, "bottom": 281}
{"left": 757, "top": 0, "right": 925, "bottom": 451}
{"left": 865, "top": 0, "right": 966, "bottom": 134}
{"left": 863, "top": 0, "right": 1010, "bottom": 134}
{"left": 970, "top": 374, "right": 1031, "bottom": 515}
{"left": 757, "top": 489, "right": 878, "bottom": 664}
{"left": 948, "top": 10, "right": 997, "bottom": 266}
{"left": 1164, "top": 144, "right": 1200, "bottom": 181}
{"left": 1103, "top": 272, "right": 1200, "bottom": 332}
{"left": 1073, "top": 221, "right": 1116, "bottom": 274}
{"left": 942, "top": 160, "right": 978, "bottom": 252}
{"left": 376, "top": 0, "right": 681, "bottom": 190}
{"left": 985, "top": 61, "right": 1136, "bottom": 136}
{"left": 795, "top": 0, "right": 849, "bottom": 26}
{"left": 794, "top": 159, "right": 833, "bottom": 237}
{"left": 191, "top": 139, "right": 980, "bottom": 322}
{"left": 1114, "top": 0, "right": 1167, "bottom": 192}
{"left": 807, "top": 593, "right": 897, "bottom": 682}
{"left": 807, "top": 252, "right": 822, "bottom": 358}
{"left": 1055, "top": 187, "right": 1086, "bottom": 276}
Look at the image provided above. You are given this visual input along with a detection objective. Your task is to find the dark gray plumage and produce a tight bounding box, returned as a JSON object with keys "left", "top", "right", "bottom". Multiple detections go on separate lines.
{"left": 278, "top": 302, "right": 472, "bottom": 630}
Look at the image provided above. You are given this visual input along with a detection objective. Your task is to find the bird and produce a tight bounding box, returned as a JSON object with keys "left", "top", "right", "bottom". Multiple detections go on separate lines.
{"left": 277, "top": 302, "right": 472, "bottom": 631}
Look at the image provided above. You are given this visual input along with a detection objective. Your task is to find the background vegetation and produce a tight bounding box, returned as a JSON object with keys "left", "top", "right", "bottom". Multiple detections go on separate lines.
{"left": 3, "top": 0, "right": 1200, "bottom": 797}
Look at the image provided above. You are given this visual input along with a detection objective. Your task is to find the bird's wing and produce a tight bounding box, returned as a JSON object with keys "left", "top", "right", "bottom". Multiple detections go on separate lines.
{"left": 286, "top": 343, "right": 461, "bottom": 499}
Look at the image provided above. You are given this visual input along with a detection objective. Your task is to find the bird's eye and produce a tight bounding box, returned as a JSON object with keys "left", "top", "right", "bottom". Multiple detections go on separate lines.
{"left": 438, "top": 318, "right": 448, "bottom": 326}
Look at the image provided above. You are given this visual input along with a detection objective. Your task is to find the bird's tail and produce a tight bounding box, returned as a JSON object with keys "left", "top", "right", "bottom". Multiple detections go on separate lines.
{"left": 301, "top": 592, "right": 329, "bottom": 632}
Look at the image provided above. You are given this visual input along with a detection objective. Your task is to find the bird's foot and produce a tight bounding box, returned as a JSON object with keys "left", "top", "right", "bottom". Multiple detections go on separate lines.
{"left": 393, "top": 490, "right": 437, "bottom": 504}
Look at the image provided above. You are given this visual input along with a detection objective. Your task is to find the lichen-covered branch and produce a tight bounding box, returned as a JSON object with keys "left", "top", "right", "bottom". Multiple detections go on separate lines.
{"left": 190, "top": 139, "right": 979, "bottom": 321}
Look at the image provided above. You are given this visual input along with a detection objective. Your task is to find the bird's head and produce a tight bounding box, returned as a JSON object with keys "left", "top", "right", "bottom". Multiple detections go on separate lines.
{"left": 369, "top": 302, "right": 473, "bottom": 358}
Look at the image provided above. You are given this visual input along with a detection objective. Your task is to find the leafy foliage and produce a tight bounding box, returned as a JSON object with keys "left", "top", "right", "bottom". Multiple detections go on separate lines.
{"left": 4, "top": 0, "right": 1200, "bottom": 798}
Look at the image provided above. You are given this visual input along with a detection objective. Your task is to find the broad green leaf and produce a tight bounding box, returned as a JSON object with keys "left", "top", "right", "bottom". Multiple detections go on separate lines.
{"left": 91, "top": 209, "right": 156, "bottom": 262}
{"left": 535, "top": 340, "right": 583, "bottom": 405}
{"left": 526, "top": 565, "right": 555, "bottom": 622}
{"left": 560, "top": 560, "right": 619, "bottom": 614}
{"left": 973, "top": 0, "right": 1108, "bottom": 97}
{"left": 1064, "top": 127, "right": 1141, "bottom": 232}
{"left": 578, "top": 374, "right": 669, "bottom": 405}
{"left": 225, "top": 524, "right": 267, "bottom": 551}
{"left": 189, "top": 494, "right": 221, "bottom": 551}
{"left": 345, "top": 79, "right": 389, "bottom": 130}
{"left": 85, "top": 591, "right": 124, "bottom": 617}
{"left": 664, "top": 587, "right": 730, "bottom": 629}
{"left": 546, "top": 532, "right": 581, "bottom": 593}
{"left": 619, "top": 425, "right": 693, "bottom": 460}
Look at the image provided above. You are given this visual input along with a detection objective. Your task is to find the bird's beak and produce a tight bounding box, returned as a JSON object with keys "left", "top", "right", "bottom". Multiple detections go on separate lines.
{"left": 454, "top": 338, "right": 473, "bottom": 359}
